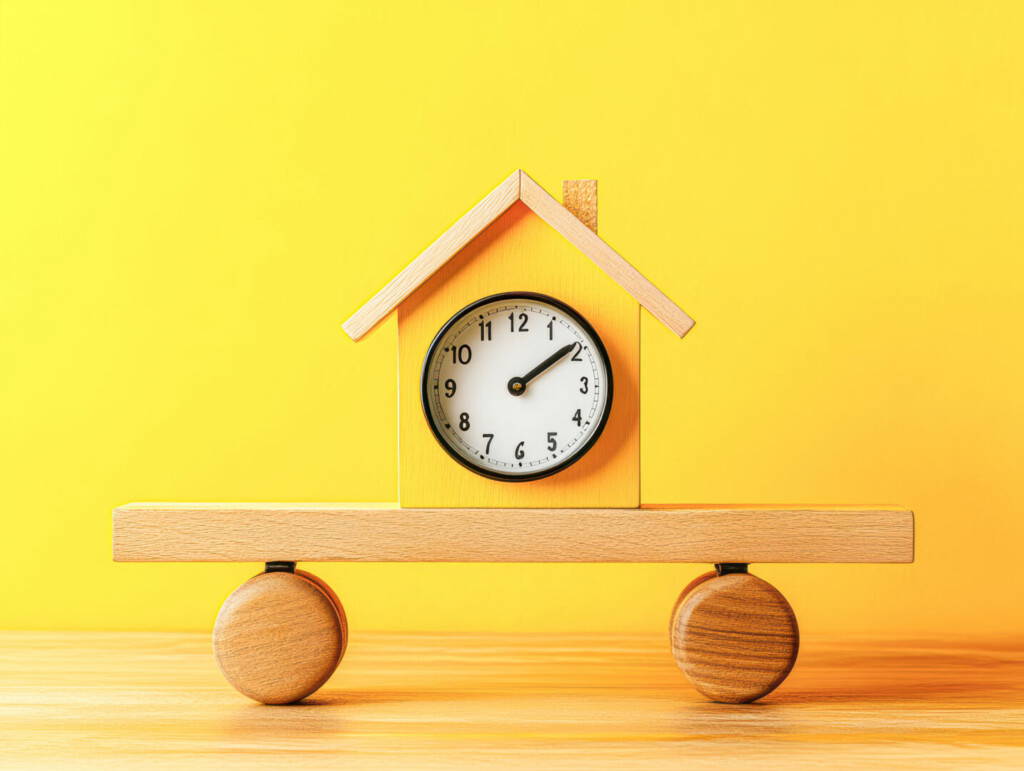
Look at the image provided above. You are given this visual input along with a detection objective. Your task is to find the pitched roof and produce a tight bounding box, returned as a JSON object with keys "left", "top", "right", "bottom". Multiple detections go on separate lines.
{"left": 343, "top": 169, "right": 694, "bottom": 340}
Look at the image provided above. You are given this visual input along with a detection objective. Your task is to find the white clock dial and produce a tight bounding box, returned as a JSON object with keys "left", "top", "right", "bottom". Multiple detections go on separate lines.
{"left": 421, "top": 292, "right": 613, "bottom": 481}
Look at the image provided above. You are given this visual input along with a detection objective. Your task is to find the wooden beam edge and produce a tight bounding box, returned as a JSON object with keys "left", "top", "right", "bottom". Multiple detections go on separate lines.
{"left": 113, "top": 504, "right": 914, "bottom": 564}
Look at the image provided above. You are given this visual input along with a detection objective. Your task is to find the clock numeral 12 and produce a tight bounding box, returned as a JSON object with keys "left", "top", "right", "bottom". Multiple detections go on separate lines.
{"left": 508, "top": 312, "right": 529, "bottom": 333}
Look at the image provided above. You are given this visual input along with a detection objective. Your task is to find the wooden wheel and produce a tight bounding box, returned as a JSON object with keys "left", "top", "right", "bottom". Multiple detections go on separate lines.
{"left": 295, "top": 568, "right": 349, "bottom": 662}
{"left": 670, "top": 569, "right": 798, "bottom": 703}
{"left": 213, "top": 569, "right": 346, "bottom": 704}
{"left": 669, "top": 570, "right": 717, "bottom": 626}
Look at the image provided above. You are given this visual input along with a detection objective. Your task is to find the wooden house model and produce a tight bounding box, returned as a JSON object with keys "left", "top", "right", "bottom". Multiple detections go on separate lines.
{"left": 343, "top": 170, "right": 694, "bottom": 508}
{"left": 112, "top": 169, "right": 914, "bottom": 707}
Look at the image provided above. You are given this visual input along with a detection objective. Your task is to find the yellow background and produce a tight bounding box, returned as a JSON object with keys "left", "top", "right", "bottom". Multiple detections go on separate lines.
{"left": 2, "top": 1, "right": 1022, "bottom": 638}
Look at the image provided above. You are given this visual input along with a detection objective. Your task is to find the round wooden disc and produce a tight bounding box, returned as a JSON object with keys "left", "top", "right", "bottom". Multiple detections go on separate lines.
{"left": 295, "top": 568, "right": 349, "bottom": 662}
{"left": 670, "top": 572, "right": 799, "bottom": 703}
{"left": 668, "top": 570, "right": 717, "bottom": 635}
{"left": 213, "top": 571, "right": 344, "bottom": 705}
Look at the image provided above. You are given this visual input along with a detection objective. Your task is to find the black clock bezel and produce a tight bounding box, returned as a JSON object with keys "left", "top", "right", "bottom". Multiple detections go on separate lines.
{"left": 419, "top": 291, "right": 614, "bottom": 483}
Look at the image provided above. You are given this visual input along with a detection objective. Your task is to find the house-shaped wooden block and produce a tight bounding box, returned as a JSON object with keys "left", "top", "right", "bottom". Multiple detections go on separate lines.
{"left": 344, "top": 170, "right": 695, "bottom": 508}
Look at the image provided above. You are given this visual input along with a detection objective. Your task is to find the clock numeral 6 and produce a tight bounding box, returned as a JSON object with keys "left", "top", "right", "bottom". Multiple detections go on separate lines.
{"left": 443, "top": 379, "right": 456, "bottom": 398}
{"left": 459, "top": 412, "right": 470, "bottom": 431}
{"left": 514, "top": 441, "right": 525, "bottom": 460}
{"left": 450, "top": 344, "right": 472, "bottom": 365}
{"left": 547, "top": 432, "right": 558, "bottom": 451}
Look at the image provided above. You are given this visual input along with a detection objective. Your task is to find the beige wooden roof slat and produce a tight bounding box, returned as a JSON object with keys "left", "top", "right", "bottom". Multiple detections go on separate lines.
{"left": 343, "top": 169, "right": 695, "bottom": 340}
{"left": 342, "top": 170, "right": 521, "bottom": 340}
{"left": 519, "top": 172, "right": 694, "bottom": 338}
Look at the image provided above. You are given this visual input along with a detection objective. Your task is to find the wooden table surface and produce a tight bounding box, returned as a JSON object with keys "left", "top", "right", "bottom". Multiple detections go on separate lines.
{"left": 1, "top": 631, "right": 1022, "bottom": 769}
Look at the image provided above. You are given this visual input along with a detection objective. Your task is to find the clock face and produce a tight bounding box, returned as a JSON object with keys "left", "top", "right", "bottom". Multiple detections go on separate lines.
{"left": 421, "top": 292, "right": 613, "bottom": 482}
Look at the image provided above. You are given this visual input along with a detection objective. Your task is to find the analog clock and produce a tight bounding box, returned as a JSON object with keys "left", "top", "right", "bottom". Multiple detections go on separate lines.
{"left": 421, "top": 292, "right": 613, "bottom": 481}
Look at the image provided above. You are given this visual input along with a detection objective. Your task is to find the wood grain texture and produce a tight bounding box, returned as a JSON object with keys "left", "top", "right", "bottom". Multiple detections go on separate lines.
{"left": 397, "top": 201, "right": 640, "bottom": 508}
{"left": 112, "top": 503, "right": 914, "bottom": 563}
{"left": 3, "top": 631, "right": 1023, "bottom": 769}
{"left": 670, "top": 569, "right": 717, "bottom": 628}
{"left": 520, "top": 171, "right": 695, "bottom": 338}
{"left": 295, "top": 567, "right": 350, "bottom": 662}
{"left": 562, "top": 179, "right": 598, "bottom": 232}
{"left": 213, "top": 571, "right": 345, "bottom": 704}
{"left": 342, "top": 170, "right": 521, "bottom": 340}
{"left": 671, "top": 572, "right": 799, "bottom": 703}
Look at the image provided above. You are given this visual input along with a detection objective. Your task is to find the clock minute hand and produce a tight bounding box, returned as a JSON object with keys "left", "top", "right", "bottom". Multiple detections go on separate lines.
{"left": 507, "top": 343, "right": 576, "bottom": 396}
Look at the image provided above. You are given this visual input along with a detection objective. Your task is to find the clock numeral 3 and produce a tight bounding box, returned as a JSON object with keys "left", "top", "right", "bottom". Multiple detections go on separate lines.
{"left": 579, "top": 376, "right": 589, "bottom": 394}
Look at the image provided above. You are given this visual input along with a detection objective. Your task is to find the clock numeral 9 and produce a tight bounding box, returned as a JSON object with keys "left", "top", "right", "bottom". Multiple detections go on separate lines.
{"left": 508, "top": 312, "right": 529, "bottom": 333}
{"left": 579, "top": 376, "right": 589, "bottom": 394}
{"left": 514, "top": 441, "right": 525, "bottom": 460}
{"left": 443, "top": 379, "right": 456, "bottom": 398}
{"left": 459, "top": 412, "right": 470, "bottom": 431}
{"left": 450, "top": 344, "right": 472, "bottom": 365}
{"left": 547, "top": 432, "right": 558, "bottom": 451}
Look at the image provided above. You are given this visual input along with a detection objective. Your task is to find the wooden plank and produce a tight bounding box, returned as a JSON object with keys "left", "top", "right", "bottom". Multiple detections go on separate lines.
{"left": 341, "top": 170, "right": 521, "bottom": 340}
{"left": 113, "top": 503, "right": 914, "bottom": 563}
{"left": 3, "top": 631, "right": 1023, "bottom": 768}
{"left": 562, "top": 179, "right": 598, "bottom": 232}
{"left": 520, "top": 171, "right": 696, "bottom": 338}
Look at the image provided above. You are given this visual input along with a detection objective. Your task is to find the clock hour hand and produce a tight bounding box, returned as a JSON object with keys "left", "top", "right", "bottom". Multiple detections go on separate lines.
{"left": 507, "top": 343, "right": 576, "bottom": 396}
